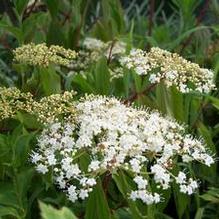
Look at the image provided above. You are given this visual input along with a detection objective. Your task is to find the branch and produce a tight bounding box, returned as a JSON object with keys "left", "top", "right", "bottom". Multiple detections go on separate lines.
{"left": 123, "top": 82, "right": 158, "bottom": 105}
{"left": 102, "top": 171, "right": 112, "bottom": 195}
{"left": 148, "top": 0, "right": 155, "bottom": 37}
{"left": 107, "top": 40, "right": 116, "bottom": 65}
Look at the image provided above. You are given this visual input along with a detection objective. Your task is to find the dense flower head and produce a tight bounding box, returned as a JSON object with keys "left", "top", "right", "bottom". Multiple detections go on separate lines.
{"left": 0, "top": 87, "right": 34, "bottom": 120}
{"left": 0, "top": 87, "right": 77, "bottom": 124}
{"left": 13, "top": 43, "right": 77, "bottom": 67}
{"left": 120, "top": 47, "right": 215, "bottom": 93}
{"left": 31, "top": 95, "right": 214, "bottom": 204}
{"left": 33, "top": 91, "right": 77, "bottom": 124}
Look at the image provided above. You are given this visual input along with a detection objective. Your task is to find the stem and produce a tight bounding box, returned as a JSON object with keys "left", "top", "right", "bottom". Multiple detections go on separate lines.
{"left": 148, "top": 0, "right": 155, "bottom": 37}
{"left": 61, "top": 10, "right": 71, "bottom": 26}
{"left": 107, "top": 40, "right": 116, "bottom": 65}
{"left": 123, "top": 83, "right": 158, "bottom": 105}
{"left": 145, "top": 0, "right": 155, "bottom": 50}
{"left": 23, "top": 0, "right": 38, "bottom": 19}
{"left": 102, "top": 171, "right": 112, "bottom": 195}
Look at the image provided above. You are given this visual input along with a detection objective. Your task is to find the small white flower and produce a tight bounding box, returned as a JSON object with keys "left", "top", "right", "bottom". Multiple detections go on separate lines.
{"left": 47, "top": 154, "right": 56, "bottom": 166}
{"left": 36, "top": 164, "right": 48, "bottom": 174}
{"left": 153, "top": 193, "right": 160, "bottom": 203}
{"left": 182, "top": 155, "right": 193, "bottom": 163}
{"left": 130, "top": 158, "right": 141, "bottom": 173}
{"left": 88, "top": 160, "right": 100, "bottom": 171}
{"left": 66, "top": 164, "right": 81, "bottom": 179}
{"left": 175, "top": 172, "right": 186, "bottom": 184}
{"left": 180, "top": 184, "right": 188, "bottom": 194}
{"left": 130, "top": 191, "right": 138, "bottom": 201}
{"left": 203, "top": 154, "right": 214, "bottom": 166}
{"left": 79, "top": 189, "right": 89, "bottom": 200}
{"left": 149, "top": 74, "right": 157, "bottom": 83}
{"left": 68, "top": 185, "right": 77, "bottom": 202}
{"left": 133, "top": 176, "right": 148, "bottom": 189}
{"left": 31, "top": 152, "right": 42, "bottom": 164}
{"left": 86, "top": 178, "right": 96, "bottom": 186}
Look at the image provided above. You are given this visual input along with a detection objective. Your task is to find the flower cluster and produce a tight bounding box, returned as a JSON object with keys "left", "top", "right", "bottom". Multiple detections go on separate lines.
{"left": 120, "top": 47, "right": 215, "bottom": 93}
{"left": 83, "top": 37, "right": 126, "bottom": 58}
{"left": 68, "top": 50, "right": 92, "bottom": 74}
{"left": 0, "top": 87, "right": 34, "bottom": 120}
{"left": 0, "top": 87, "right": 77, "bottom": 124}
{"left": 83, "top": 37, "right": 106, "bottom": 52}
{"left": 33, "top": 91, "right": 77, "bottom": 124}
{"left": 13, "top": 43, "right": 77, "bottom": 67}
{"left": 68, "top": 38, "right": 126, "bottom": 77}
{"left": 31, "top": 95, "right": 214, "bottom": 204}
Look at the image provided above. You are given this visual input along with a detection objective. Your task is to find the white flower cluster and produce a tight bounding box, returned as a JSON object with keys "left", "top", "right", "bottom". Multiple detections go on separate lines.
{"left": 83, "top": 37, "right": 106, "bottom": 51}
{"left": 68, "top": 38, "right": 126, "bottom": 76}
{"left": 83, "top": 37, "right": 126, "bottom": 58}
{"left": 175, "top": 171, "right": 198, "bottom": 195}
{"left": 120, "top": 49, "right": 152, "bottom": 75}
{"left": 31, "top": 122, "right": 97, "bottom": 202}
{"left": 31, "top": 95, "right": 214, "bottom": 204}
{"left": 120, "top": 47, "right": 215, "bottom": 93}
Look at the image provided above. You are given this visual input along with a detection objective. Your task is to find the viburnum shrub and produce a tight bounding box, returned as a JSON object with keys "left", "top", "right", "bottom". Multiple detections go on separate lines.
{"left": 4, "top": 41, "right": 215, "bottom": 211}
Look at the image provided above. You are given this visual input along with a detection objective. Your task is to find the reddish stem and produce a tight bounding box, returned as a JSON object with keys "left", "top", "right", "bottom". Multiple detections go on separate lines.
{"left": 123, "top": 82, "right": 158, "bottom": 105}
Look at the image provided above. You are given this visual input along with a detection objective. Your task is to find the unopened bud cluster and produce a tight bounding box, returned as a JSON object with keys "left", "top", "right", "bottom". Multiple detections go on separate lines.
{"left": 0, "top": 87, "right": 76, "bottom": 124}
{"left": 33, "top": 91, "right": 77, "bottom": 124}
{"left": 13, "top": 43, "right": 77, "bottom": 67}
{"left": 0, "top": 87, "right": 34, "bottom": 120}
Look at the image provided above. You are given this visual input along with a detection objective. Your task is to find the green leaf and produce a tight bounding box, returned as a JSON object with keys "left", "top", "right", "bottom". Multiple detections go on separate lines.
{"left": 172, "top": 181, "right": 190, "bottom": 219}
{"left": 93, "top": 57, "right": 111, "bottom": 95}
{"left": 22, "top": 12, "right": 46, "bottom": 42}
{"left": 0, "top": 21, "right": 23, "bottom": 44}
{"left": 200, "top": 194, "right": 219, "bottom": 203}
{"left": 43, "top": 0, "right": 60, "bottom": 18}
{"left": 14, "top": 0, "right": 29, "bottom": 15}
{"left": 71, "top": 73, "right": 95, "bottom": 93}
{"left": 39, "top": 201, "right": 77, "bottom": 219}
{"left": 170, "top": 87, "right": 184, "bottom": 122}
{"left": 0, "top": 183, "right": 20, "bottom": 210}
{"left": 39, "top": 67, "right": 61, "bottom": 95}
{"left": 47, "top": 20, "right": 66, "bottom": 46}
{"left": 194, "top": 208, "right": 204, "bottom": 219}
{"left": 208, "top": 96, "right": 219, "bottom": 110}
{"left": 0, "top": 206, "right": 20, "bottom": 218}
{"left": 112, "top": 170, "right": 144, "bottom": 219}
{"left": 85, "top": 180, "right": 111, "bottom": 219}
{"left": 169, "top": 26, "right": 208, "bottom": 50}
{"left": 13, "top": 132, "right": 34, "bottom": 166}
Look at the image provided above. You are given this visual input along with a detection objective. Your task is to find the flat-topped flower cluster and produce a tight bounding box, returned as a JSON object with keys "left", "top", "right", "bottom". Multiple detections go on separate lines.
{"left": 120, "top": 47, "right": 215, "bottom": 93}
{"left": 0, "top": 87, "right": 76, "bottom": 124}
{"left": 31, "top": 95, "right": 214, "bottom": 204}
{"left": 13, "top": 43, "right": 77, "bottom": 67}
{"left": 0, "top": 87, "right": 34, "bottom": 120}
